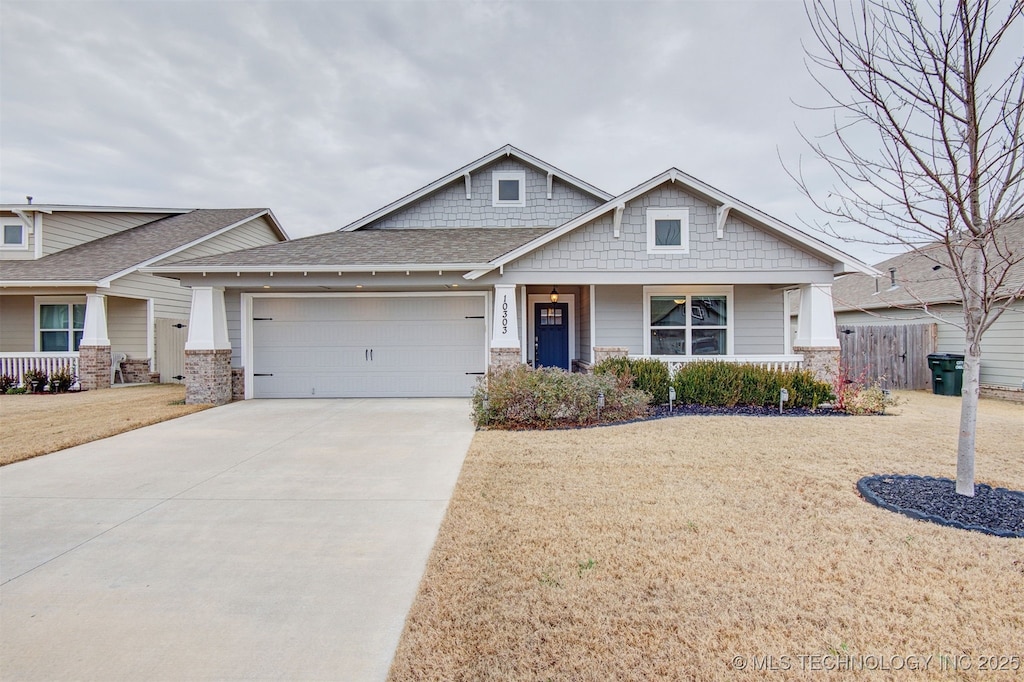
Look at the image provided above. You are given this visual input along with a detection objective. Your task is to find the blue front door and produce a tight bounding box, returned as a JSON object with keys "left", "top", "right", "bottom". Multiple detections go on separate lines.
{"left": 535, "top": 303, "right": 569, "bottom": 370}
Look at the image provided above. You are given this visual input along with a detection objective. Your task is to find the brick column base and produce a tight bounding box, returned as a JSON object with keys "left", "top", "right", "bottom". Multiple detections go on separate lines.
{"left": 794, "top": 346, "right": 840, "bottom": 384}
{"left": 593, "top": 346, "right": 630, "bottom": 364}
{"left": 489, "top": 347, "right": 521, "bottom": 370}
{"left": 78, "top": 345, "right": 111, "bottom": 391}
{"left": 119, "top": 358, "right": 152, "bottom": 384}
{"left": 231, "top": 368, "right": 245, "bottom": 401}
{"left": 185, "top": 349, "right": 232, "bottom": 405}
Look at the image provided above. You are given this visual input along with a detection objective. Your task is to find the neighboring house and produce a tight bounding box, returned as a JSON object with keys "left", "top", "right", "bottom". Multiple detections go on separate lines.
{"left": 147, "top": 145, "right": 876, "bottom": 404}
{"left": 829, "top": 217, "right": 1024, "bottom": 399}
{"left": 0, "top": 205, "right": 288, "bottom": 389}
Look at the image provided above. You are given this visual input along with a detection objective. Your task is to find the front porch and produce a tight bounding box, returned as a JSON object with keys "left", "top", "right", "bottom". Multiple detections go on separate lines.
{"left": 0, "top": 292, "right": 156, "bottom": 389}
{"left": 491, "top": 282, "right": 838, "bottom": 381}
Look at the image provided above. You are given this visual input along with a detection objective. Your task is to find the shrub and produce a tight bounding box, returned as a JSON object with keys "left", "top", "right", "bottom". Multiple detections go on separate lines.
{"left": 0, "top": 374, "right": 16, "bottom": 393}
{"left": 22, "top": 369, "right": 48, "bottom": 393}
{"left": 594, "top": 356, "right": 671, "bottom": 404}
{"left": 473, "top": 364, "right": 649, "bottom": 428}
{"left": 831, "top": 363, "right": 900, "bottom": 415}
{"left": 48, "top": 366, "right": 75, "bottom": 394}
{"left": 672, "top": 361, "right": 834, "bottom": 409}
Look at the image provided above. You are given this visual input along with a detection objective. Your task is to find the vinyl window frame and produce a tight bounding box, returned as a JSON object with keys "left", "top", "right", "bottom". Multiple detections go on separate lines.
{"left": 643, "top": 285, "right": 733, "bottom": 356}
{"left": 492, "top": 170, "right": 526, "bottom": 207}
{"left": 1, "top": 222, "right": 27, "bottom": 250}
{"left": 646, "top": 208, "right": 690, "bottom": 254}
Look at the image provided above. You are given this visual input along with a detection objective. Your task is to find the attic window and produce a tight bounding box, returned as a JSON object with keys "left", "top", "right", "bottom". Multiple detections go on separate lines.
{"left": 2, "top": 223, "right": 26, "bottom": 249}
{"left": 646, "top": 208, "right": 690, "bottom": 254}
{"left": 492, "top": 171, "right": 525, "bottom": 207}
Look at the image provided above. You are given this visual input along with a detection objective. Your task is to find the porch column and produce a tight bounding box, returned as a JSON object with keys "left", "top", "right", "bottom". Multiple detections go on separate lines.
{"left": 490, "top": 284, "right": 521, "bottom": 369}
{"left": 184, "top": 286, "right": 232, "bottom": 405}
{"left": 793, "top": 283, "right": 840, "bottom": 383}
{"left": 78, "top": 293, "right": 111, "bottom": 391}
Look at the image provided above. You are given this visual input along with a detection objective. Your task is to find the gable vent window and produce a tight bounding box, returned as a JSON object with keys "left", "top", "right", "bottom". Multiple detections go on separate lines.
{"left": 646, "top": 208, "right": 690, "bottom": 254}
{"left": 2, "top": 223, "right": 26, "bottom": 249}
{"left": 492, "top": 171, "right": 526, "bottom": 207}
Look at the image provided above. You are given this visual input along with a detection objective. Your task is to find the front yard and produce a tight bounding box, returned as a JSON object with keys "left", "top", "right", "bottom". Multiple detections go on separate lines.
{"left": 0, "top": 384, "right": 210, "bottom": 466}
{"left": 389, "top": 392, "right": 1024, "bottom": 680}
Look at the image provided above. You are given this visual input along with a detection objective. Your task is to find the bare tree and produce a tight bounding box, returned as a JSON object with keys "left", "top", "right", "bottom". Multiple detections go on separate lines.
{"left": 794, "top": 0, "right": 1024, "bottom": 496}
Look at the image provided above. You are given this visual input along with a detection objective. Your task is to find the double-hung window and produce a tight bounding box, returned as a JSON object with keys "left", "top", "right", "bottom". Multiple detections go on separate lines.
{"left": 646, "top": 287, "right": 732, "bottom": 356}
{"left": 38, "top": 301, "right": 86, "bottom": 352}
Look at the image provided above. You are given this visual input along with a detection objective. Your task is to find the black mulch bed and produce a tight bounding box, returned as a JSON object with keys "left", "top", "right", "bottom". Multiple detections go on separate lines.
{"left": 858, "top": 475, "right": 1024, "bottom": 538}
{"left": 648, "top": 404, "right": 847, "bottom": 419}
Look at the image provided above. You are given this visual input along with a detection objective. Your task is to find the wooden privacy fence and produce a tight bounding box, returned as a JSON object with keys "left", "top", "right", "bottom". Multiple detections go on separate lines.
{"left": 837, "top": 323, "right": 938, "bottom": 390}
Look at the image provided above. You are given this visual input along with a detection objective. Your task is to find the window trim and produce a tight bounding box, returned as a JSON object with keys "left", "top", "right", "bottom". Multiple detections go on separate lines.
{"left": 34, "top": 296, "right": 87, "bottom": 352}
{"left": 646, "top": 208, "right": 690, "bottom": 254}
{"left": 643, "top": 285, "right": 733, "bottom": 356}
{"left": 1, "top": 222, "right": 27, "bottom": 250}
{"left": 492, "top": 170, "right": 526, "bottom": 207}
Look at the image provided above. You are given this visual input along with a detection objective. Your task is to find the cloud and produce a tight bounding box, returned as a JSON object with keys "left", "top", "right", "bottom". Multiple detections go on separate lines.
{"left": 0, "top": 0, "right": 895, "bottom": 262}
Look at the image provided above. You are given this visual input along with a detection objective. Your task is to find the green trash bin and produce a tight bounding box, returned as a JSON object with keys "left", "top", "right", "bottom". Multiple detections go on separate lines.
{"left": 927, "top": 353, "right": 965, "bottom": 396}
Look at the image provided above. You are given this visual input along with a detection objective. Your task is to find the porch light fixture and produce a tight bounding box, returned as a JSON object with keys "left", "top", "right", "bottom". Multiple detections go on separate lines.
{"left": 549, "top": 287, "right": 559, "bottom": 303}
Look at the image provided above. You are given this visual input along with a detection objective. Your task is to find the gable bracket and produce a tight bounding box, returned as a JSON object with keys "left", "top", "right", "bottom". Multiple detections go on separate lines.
{"left": 716, "top": 204, "right": 733, "bottom": 239}
{"left": 464, "top": 173, "right": 472, "bottom": 200}
{"left": 546, "top": 172, "right": 554, "bottom": 200}
{"left": 612, "top": 203, "right": 625, "bottom": 239}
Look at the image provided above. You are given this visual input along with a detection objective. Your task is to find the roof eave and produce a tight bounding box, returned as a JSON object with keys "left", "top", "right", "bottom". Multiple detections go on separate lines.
{"left": 1, "top": 280, "right": 99, "bottom": 288}
{"left": 142, "top": 263, "right": 492, "bottom": 275}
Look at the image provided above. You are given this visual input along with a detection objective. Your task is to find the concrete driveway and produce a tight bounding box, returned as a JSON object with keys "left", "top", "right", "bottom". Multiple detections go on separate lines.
{"left": 0, "top": 398, "right": 474, "bottom": 681}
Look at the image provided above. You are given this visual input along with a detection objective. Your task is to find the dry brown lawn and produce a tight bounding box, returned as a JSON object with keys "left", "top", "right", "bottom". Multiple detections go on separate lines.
{"left": 0, "top": 384, "right": 210, "bottom": 466}
{"left": 389, "top": 392, "right": 1024, "bottom": 681}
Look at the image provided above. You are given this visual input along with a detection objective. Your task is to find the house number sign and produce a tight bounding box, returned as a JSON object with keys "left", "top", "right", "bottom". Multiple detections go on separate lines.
{"left": 501, "top": 296, "right": 509, "bottom": 335}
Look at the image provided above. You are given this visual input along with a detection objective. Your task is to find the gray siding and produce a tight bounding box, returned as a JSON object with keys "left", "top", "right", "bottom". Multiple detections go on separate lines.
{"left": 42, "top": 212, "right": 172, "bottom": 255}
{"left": 107, "top": 296, "right": 148, "bottom": 358}
{"left": 506, "top": 183, "right": 831, "bottom": 274}
{"left": 0, "top": 295, "right": 35, "bottom": 351}
{"left": 106, "top": 271, "right": 191, "bottom": 319}
{"left": 835, "top": 302, "right": 1024, "bottom": 390}
{"left": 594, "top": 285, "right": 643, "bottom": 353}
{"left": 367, "top": 158, "right": 602, "bottom": 229}
{"left": 734, "top": 285, "right": 785, "bottom": 354}
{"left": 162, "top": 216, "right": 282, "bottom": 263}
{"left": 225, "top": 291, "right": 242, "bottom": 368}
{"left": 578, "top": 286, "right": 592, "bottom": 364}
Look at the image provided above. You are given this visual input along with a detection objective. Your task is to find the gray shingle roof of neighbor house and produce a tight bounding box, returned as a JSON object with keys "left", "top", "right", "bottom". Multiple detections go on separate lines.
{"left": 0, "top": 208, "right": 279, "bottom": 283}
{"left": 155, "top": 227, "right": 558, "bottom": 270}
{"left": 832, "top": 216, "right": 1024, "bottom": 311}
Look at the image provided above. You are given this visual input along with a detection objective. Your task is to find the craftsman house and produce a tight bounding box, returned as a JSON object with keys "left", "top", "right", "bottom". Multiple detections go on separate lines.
{"left": 147, "top": 145, "right": 877, "bottom": 404}
{"left": 0, "top": 205, "right": 287, "bottom": 389}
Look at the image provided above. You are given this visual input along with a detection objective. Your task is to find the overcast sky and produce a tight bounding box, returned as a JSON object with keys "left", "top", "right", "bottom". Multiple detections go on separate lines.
{"left": 1, "top": 0, "right": 900, "bottom": 263}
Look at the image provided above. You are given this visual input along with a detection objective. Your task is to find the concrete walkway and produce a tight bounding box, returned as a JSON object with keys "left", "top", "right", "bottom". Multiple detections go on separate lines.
{"left": 0, "top": 399, "right": 474, "bottom": 681}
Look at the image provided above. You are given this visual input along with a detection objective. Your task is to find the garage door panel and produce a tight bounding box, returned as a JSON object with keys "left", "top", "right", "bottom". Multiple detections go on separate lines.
{"left": 252, "top": 295, "right": 487, "bottom": 398}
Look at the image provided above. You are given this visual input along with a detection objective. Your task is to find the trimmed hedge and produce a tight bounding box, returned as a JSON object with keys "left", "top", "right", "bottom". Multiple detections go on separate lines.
{"left": 594, "top": 356, "right": 671, "bottom": 404}
{"left": 672, "top": 361, "right": 834, "bottom": 409}
{"left": 473, "top": 364, "right": 649, "bottom": 428}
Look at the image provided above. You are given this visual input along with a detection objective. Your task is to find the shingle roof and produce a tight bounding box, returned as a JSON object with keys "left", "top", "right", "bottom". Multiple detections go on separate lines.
{"left": 832, "top": 217, "right": 1024, "bottom": 311}
{"left": 159, "top": 227, "right": 557, "bottom": 270}
{"left": 0, "top": 208, "right": 270, "bottom": 283}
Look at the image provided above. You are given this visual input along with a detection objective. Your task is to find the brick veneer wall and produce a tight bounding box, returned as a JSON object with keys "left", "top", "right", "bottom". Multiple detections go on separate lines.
{"left": 593, "top": 346, "right": 630, "bottom": 364}
{"left": 231, "top": 368, "right": 245, "bottom": 401}
{"left": 794, "top": 346, "right": 840, "bottom": 384}
{"left": 185, "top": 349, "right": 232, "bottom": 405}
{"left": 489, "top": 347, "right": 521, "bottom": 370}
{"left": 117, "top": 358, "right": 154, "bottom": 384}
{"left": 78, "top": 345, "right": 111, "bottom": 391}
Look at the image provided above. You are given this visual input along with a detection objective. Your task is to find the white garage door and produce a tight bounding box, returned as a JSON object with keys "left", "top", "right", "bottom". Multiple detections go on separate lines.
{"left": 251, "top": 295, "right": 487, "bottom": 398}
